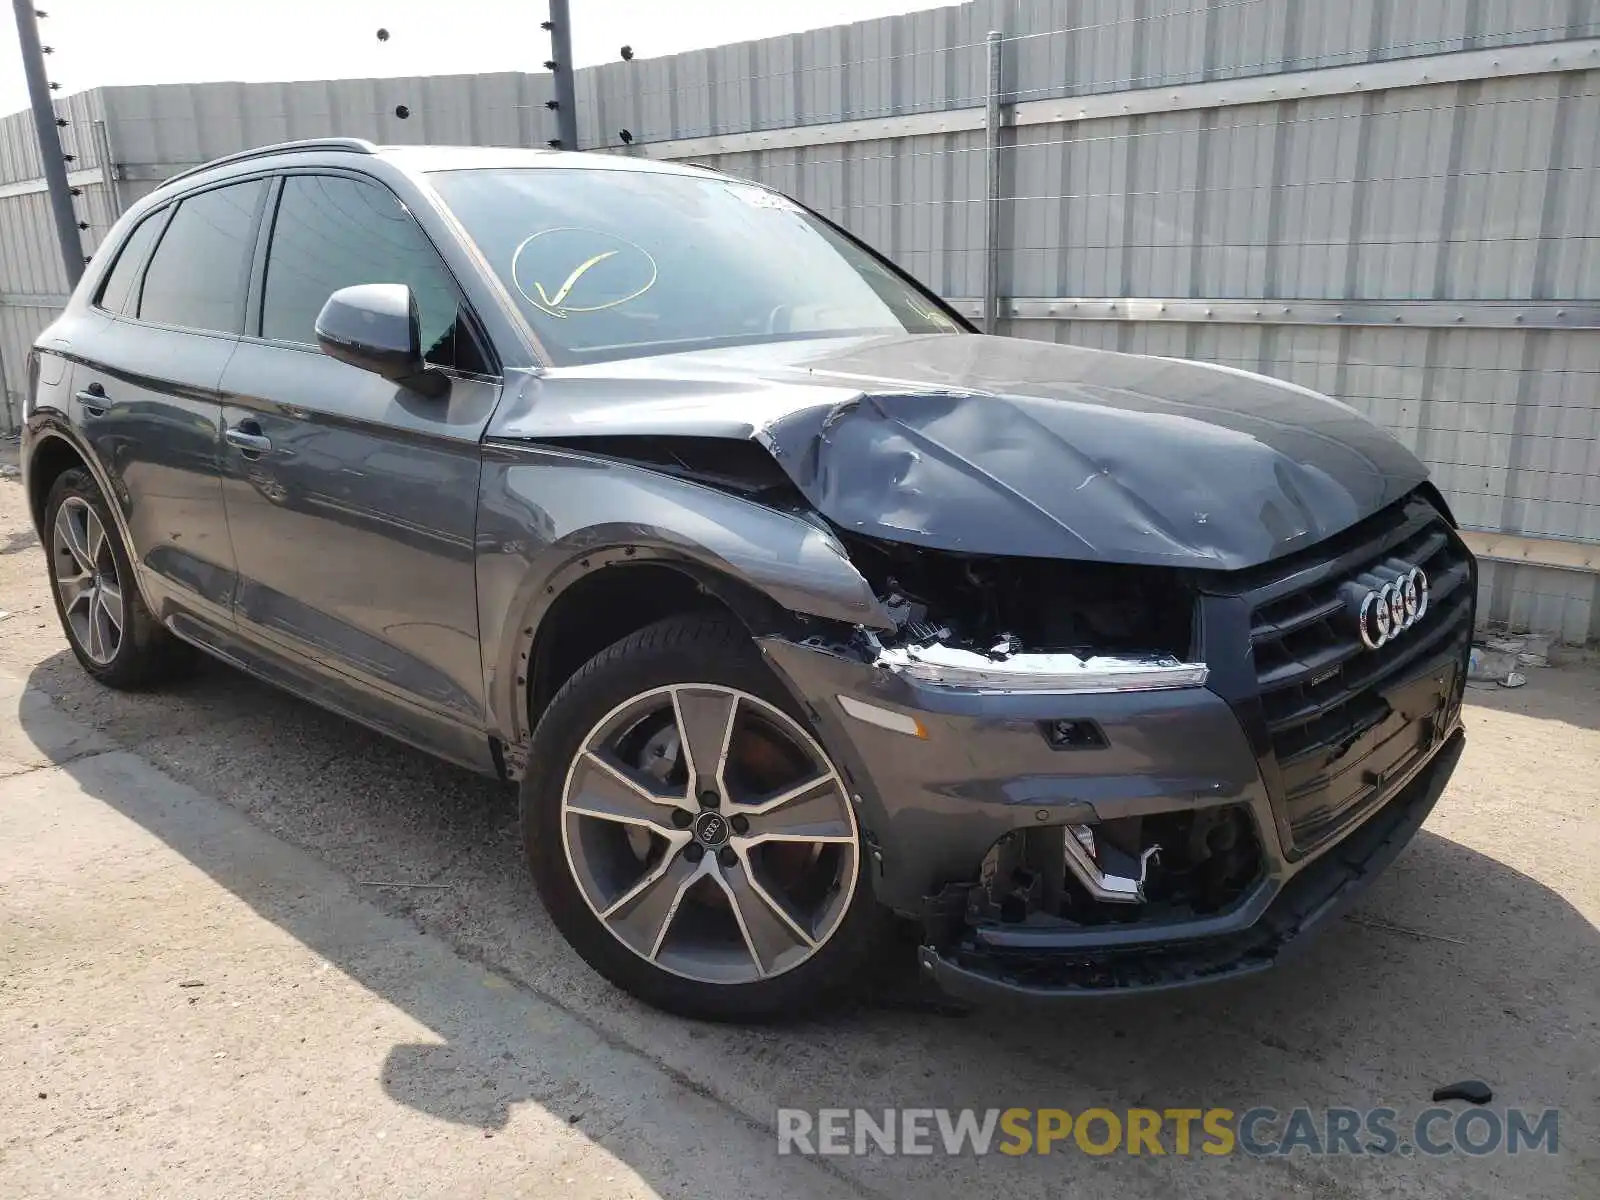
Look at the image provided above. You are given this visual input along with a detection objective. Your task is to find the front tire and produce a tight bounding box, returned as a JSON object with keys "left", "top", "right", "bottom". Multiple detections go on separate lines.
{"left": 43, "top": 468, "right": 191, "bottom": 689}
{"left": 523, "top": 614, "right": 883, "bottom": 1021}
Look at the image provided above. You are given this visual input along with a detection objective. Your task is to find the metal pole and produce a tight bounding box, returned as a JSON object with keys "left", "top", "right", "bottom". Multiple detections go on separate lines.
{"left": 981, "top": 30, "right": 1002, "bottom": 335}
{"left": 11, "top": 1, "right": 82, "bottom": 289}
{"left": 93, "top": 118, "right": 123, "bottom": 218}
{"left": 548, "top": 0, "right": 579, "bottom": 150}
{"left": 0, "top": 323, "right": 13, "bottom": 434}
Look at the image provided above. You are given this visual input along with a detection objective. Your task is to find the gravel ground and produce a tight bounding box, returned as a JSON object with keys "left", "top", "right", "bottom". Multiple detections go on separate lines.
{"left": 1, "top": 467, "right": 1596, "bottom": 1199}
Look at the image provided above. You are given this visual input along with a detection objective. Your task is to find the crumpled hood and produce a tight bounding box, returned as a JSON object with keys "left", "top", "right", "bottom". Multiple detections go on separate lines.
{"left": 492, "top": 333, "right": 1428, "bottom": 570}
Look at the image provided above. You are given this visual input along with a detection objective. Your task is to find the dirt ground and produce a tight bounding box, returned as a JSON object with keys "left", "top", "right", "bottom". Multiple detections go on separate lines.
{"left": 1, "top": 466, "right": 1596, "bottom": 1199}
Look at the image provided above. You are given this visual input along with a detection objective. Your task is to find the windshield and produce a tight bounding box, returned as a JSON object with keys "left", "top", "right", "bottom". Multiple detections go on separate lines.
{"left": 428, "top": 167, "right": 964, "bottom": 365}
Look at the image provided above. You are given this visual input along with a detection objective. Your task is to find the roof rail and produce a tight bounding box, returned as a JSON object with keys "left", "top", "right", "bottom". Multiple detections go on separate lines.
{"left": 161, "top": 138, "right": 379, "bottom": 188}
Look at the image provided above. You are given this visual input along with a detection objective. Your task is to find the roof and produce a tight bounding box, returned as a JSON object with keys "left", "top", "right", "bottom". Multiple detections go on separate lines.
{"left": 159, "top": 138, "right": 715, "bottom": 193}
{"left": 379, "top": 144, "right": 710, "bottom": 177}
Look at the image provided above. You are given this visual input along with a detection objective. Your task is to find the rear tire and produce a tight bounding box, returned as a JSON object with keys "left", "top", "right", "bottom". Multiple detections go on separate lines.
{"left": 522, "top": 613, "right": 885, "bottom": 1021}
{"left": 43, "top": 468, "right": 193, "bottom": 689}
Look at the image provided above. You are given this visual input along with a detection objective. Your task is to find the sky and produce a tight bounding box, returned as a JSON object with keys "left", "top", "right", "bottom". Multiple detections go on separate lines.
{"left": 1, "top": 0, "right": 951, "bottom": 117}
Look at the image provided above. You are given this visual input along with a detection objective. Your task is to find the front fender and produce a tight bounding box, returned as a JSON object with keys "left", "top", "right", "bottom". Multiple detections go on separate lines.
{"left": 475, "top": 442, "right": 890, "bottom": 745}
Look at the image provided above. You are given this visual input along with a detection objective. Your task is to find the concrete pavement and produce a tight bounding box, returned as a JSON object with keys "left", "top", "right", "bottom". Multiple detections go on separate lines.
{"left": 0, "top": 679, "right": 861, "bottom": 1199}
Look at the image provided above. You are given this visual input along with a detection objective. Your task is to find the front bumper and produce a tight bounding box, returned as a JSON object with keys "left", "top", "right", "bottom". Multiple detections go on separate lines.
{"left": 923, "top": 731, "right": 1462, "bottom": 1002}
{"left": 759, "top": 630, "right": 1467, "bottom": 1002}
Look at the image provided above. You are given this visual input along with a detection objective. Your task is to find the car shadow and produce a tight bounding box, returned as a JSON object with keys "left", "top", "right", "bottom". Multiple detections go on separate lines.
{"left": 17, "top": 649, "right": 1598, "bottom": 1195}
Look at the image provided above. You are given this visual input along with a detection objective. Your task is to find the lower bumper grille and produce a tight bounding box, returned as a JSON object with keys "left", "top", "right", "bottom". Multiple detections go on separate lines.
{"left": 1235, "top": 494, "right": 1474, "bottom": 851}
{"left": 920, "top": 732, "right": 1465, "bottom": 1001}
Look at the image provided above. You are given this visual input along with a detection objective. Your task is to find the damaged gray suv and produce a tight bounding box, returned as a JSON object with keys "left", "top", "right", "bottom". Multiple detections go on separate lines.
{"left": 23, "top": 139, "right": 1474, "bottom": 1019}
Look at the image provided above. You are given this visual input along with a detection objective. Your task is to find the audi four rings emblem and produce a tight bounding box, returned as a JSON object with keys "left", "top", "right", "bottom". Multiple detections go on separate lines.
{"left": 1343, "top": 565, "right": 1429, "bottom": 650}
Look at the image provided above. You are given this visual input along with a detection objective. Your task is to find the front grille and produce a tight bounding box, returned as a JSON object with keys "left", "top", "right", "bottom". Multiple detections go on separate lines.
{"left": 1236, "top": 495, "right": 1474, "bottom": 851}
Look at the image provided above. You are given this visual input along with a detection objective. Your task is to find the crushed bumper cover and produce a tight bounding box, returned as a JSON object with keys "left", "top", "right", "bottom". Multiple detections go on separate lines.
{"left": 920, "top": 731, "right": 1463, "bottom": 1003}
{"left": 758, "top": 635, "right": 1281, "bottom": 915}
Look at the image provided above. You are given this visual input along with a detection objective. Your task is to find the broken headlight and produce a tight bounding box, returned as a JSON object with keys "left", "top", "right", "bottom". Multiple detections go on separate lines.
{"left": 843, "top": 534, "right": 1206, "bottom": 694}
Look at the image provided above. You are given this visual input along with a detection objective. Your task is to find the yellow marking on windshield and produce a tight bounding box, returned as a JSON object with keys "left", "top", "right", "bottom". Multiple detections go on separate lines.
{"left": 534, "top": 249, "right": 619, "bottom": 310}
{"left": 511, "top": 228, "right": 660, "bottom": 317}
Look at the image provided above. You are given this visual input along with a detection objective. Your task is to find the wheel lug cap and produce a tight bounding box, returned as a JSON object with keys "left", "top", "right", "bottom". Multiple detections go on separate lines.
{"left": 671, "top": 808, "right": 693, "bottom": 829}
{"left": 730, "top": 815, "right": 749, "bottom": 835}
{"left": 717, "top": 847, "right": 737, "bottom": 868}
{"left": 698, "top": 791, "right": 720, "bottom": 810}
{"left": 683, "top": 843, "right": 704, "bottom": 863}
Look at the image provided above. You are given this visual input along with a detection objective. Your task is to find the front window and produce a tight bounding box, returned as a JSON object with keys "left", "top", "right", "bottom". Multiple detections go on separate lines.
{"left": 428, "top": 166, "right": 962, "bottom": 365}
{"left": 260, "top": 174, "right": 488, "bottom": 373}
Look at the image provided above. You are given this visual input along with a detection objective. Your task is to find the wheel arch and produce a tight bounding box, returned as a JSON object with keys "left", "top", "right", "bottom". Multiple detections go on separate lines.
{"left": 25, "top": 424, "right": 95, "bottom": 537}
{"left": 477, "top": 448, "right": 895, "bottom": 761}
{"left": 511, "top": 546, "right": 817, "bottom": 753}
{"left": 25, "top": 420, "right": 164, "bottom": 620}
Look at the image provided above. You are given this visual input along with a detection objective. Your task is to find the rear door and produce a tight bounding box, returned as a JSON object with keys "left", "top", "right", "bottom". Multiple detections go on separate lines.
{"left": 217, "top": 171, "right": 499, "bottom": 769}
{"left": 72, "top": 178, "right": 268, "bottom": 641}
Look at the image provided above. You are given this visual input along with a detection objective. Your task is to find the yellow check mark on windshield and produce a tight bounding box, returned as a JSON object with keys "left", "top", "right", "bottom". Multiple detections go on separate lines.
{"left": 534, "top": 250, "right": 618, "bottom": 310}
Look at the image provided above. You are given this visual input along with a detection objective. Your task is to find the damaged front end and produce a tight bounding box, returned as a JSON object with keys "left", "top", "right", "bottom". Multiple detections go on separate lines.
{"left": 842, "top": 533, "right": 1209, "bottom": 708}
{"left": 837, "top": 542, "right": 1246, "bottom": 915}
{"left": 839, "top": 532, "right": 1201, "bottom": 665}
{"left": 486, "top": 345, "right": 1469, "bottom": 1002}
{"left": 788, "top": 535, "right": 1286, "bottom": 981}
{"left": 966, "top": 803, "right": 1263, "bottom": 921}
{"left": 916, "top": 730, "right": 1462, "bottom": 1000}
{"left": 763, "top": 526, "right": 1465, "bottom": 1003}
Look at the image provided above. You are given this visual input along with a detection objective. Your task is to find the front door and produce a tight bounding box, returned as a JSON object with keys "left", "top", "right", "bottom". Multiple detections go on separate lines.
{"left": 217, "top": 172, "right": 499, "bottom": 770}
{"left": 72, "top": 178, "right": 270, "bottom": 640}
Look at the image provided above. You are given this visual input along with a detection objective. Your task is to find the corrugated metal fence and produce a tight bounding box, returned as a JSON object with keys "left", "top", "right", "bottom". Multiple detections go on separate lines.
{"left": 3, "top": 0, "right": 1599, "bottom": 639}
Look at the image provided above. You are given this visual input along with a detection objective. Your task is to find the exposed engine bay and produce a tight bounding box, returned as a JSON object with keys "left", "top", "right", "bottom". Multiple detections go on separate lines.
{"left": 838, "top": 532, "right": 1197, "bottom": 661}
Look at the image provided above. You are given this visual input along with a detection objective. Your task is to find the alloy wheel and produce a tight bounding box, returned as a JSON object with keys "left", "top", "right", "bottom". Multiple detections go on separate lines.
{"left": 52, "top": 496, "right": 124, "bottom": 665}
{"left": 560, "top": 683, "right": 860, "bottom": 985}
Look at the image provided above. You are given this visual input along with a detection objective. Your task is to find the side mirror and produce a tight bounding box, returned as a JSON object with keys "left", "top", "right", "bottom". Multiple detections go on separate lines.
{"left": 314, "top": 283, "right": 425, "bottom": 382}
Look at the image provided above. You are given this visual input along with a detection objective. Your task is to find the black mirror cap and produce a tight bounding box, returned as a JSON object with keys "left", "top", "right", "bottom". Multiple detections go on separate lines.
{"left": 315, "top": 283, "right": 424, "bottom": 381}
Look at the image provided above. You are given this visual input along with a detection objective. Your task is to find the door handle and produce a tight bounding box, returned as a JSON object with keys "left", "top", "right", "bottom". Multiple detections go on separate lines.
{"left": 75, "top": 383, "right": 108, "bottom": 416}
{"left": 224, "top": 424, "right": 273, "bottom": 456}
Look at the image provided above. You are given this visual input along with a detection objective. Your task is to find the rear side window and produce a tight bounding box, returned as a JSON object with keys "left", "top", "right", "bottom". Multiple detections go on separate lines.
{"left": 138, "top": 179, "right": 267, "bottom": 333}
{"left": 95, "top": 210, "right": 164, "bottom": 314}
{"left": 261, "top": 174, "right": 488, "bottom": 373}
